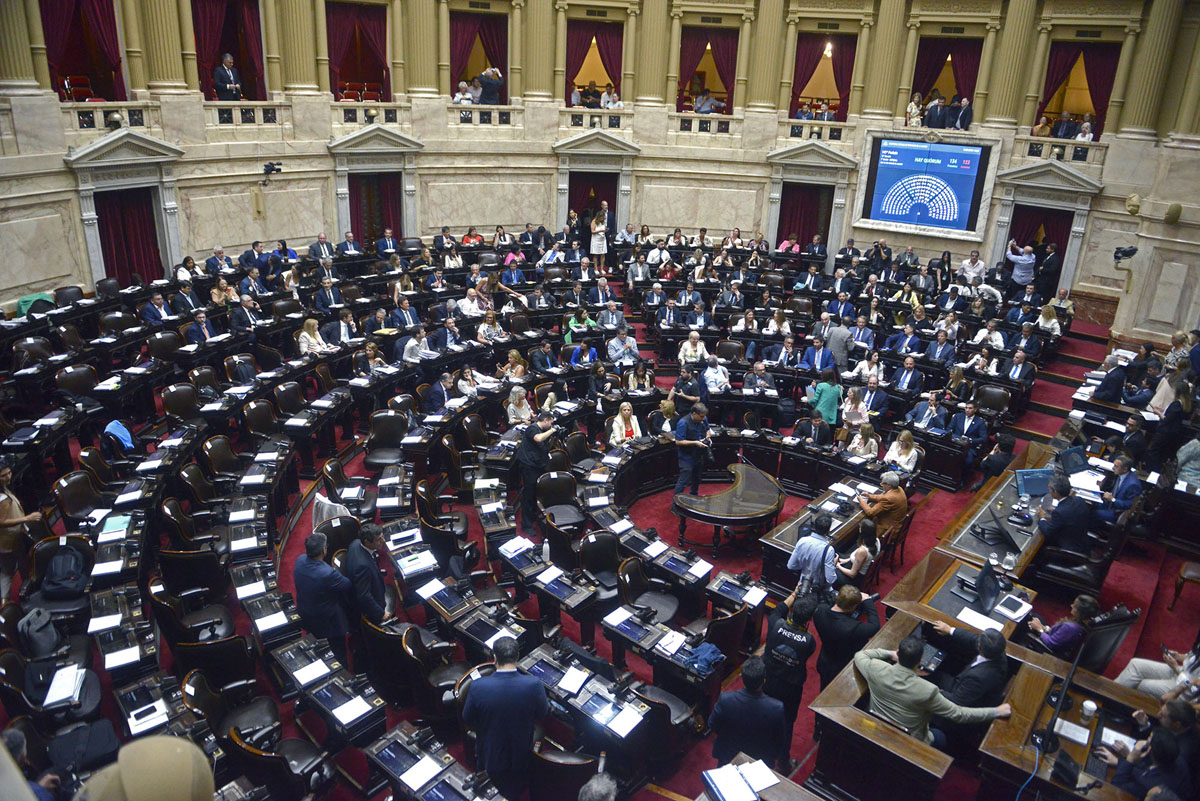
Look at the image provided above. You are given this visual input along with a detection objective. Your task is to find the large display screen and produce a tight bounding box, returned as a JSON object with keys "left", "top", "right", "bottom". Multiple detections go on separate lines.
{"left": 862, "top": 139, "right": 990, "bottom": 231}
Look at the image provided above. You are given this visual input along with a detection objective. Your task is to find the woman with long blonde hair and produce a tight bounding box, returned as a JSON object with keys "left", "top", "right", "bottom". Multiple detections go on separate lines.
{"left": 608, "top": 401, "right": 643, "bottom": 447}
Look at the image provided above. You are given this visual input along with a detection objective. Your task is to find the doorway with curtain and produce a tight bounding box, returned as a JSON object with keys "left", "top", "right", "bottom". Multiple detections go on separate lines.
{"left": 94, "top": 187, "right": 164, "bottom": 285}
{"left": 347, "top": 173, "right": 405, "bottom": 246}
{"left": 677, "top": 27, "right": 739, "bottom": 112}
{"left": 1009, "top": 204, "right": 1072, "bottom": 251}
{"left": 567, "top": 172, "right": 618, "bottom": 231}
{"left": 191, "top": 0, "right": 267, "bottom": 100}
{"left": 39, "top": 0, "right": 126, "bottom": 101}
{"left": 326, "top": 2, "right": 390, "bottom": 99}
{"left": 776, "top": 183, "right": 833, "bottom": 247}
{"left": 450, "top": 12, "right": 509, "bottom": 104}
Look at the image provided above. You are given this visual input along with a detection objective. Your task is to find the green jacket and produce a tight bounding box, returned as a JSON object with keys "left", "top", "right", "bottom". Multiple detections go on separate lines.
{"left": 853, "top": 648, "right": 997, "bottom": 744}
{"left": 810, "top": 381, "right": 842, "bottom": 425}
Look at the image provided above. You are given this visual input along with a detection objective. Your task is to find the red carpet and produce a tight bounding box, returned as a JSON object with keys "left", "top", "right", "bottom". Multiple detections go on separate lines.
{"left": 1040, "top": 359, "right": 1091, "bottom": 381}
{"left": 1028, "top": 380, "right": 1077, "bottom": 412}
{"left": 1011, "top": 409, "right": 1070, "bottom": 438}
{"left": 1069, "top": 321, "right": 1112, "bottom": 340}
{"left": 1055, "top": 337, "right": 1108, "bottom": 363}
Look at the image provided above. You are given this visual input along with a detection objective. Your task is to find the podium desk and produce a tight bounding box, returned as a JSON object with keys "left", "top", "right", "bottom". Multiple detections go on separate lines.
{"left": 883, "top": 548, "right": 1036, "bottom": 640}
{"left": 697, "top": 753, "right": 821, "bottom": 801}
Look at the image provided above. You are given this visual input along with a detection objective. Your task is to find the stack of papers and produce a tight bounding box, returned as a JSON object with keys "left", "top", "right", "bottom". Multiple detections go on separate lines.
{"left": 655, "top": 630, "right": 686, "bottom": 656}
{"left": 398, "top": 550, "right": 438, "bottom": 577}
{"left": 499, "top": 536, "right": 534, "bottom": 558}
{"left": 643, "top": 539, "right": 669, "bottom": 558}
{"left": 536, "top": 565, "right": 564, "bottom": 584}
{"left": 559, "top": 666, "right": 589, "bottom": 694}
{"left": 44, "top": 665, "right": 85, "bottom": 705}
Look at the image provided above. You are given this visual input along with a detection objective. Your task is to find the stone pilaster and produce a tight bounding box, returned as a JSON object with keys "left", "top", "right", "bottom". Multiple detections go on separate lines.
{"left": 389, "top": 0, "right": 406, "bottom": 97}
{"left": 1171, "top": 25, "right": 1200, "bottom": 135}
{"left": 23, "top": 0, "right": 50, "bottom": 90}
{"left": 777, "top": 15, "right": 798, "bottom": 111}
{"left": 437, "top": 0, "right": 451, "bottom": 95}
{"left": 1019, "top": 24, "right": 1052, "bottom": 127}
{"left": 314, "top": 0, "right": 330, "bottom": 94}
{"left": 733, "top": 12, "right": 754, "bottom": 111}
{"left": 509, "top": 0, "right": 523, "bottom": 99}
{"left": 971, "top": 23, "right": 998, "bottom": 119}
{"left": 621, "top": 7, "right": 637, "bottom": 104}
{"left": 261, "top": 0, "right": 283, "bottom": 96}
{"left": 664, "top": 10, "right": 683, "bottom": 107}
{"left": 0, "top": 0, "right": 40, "bottom": 95}
{"left": 553, "top": 3, "right": 567, "bottom": 100}
{"left": 177, "top": 0, "right": 200, "bottom": 90}
{"left": 746, "top": 0, "right": 784, "bottom": 112}
{"left": 1120, "top": 0, "right": 1183, "bottom": 137}
{"left": 1103, "top": 25, "right": 1140, "bottom": 135}
{"left": 847, "top": 18, "right": 872, "bottom": 116}
{"left": 278, "top": 0, "right": 319, "bottom": 92}
{"left": 523, "top": 0, "right": 553, "bottom": 98}
{"left": 894, "top": 21, "right": 920, "bottom": 116}
{"left": 860, "top": 0, "right": 905, "bottom": 119}
{"left": 141, "top": 0, "right": 188, "bottom": 92}
{"left": 984, "top": 0, "right": 1037, "bottom": 125}
{"left": 405, "top": 0, "right": 437, "bottom": 94}
{"left": 636, "top": 0, "right": 669, "bottom": 105}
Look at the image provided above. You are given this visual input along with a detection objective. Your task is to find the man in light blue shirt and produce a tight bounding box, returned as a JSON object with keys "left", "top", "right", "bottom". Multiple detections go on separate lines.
{"left": 1004, "top": 240, "right": 1037, "bottom": 294}
{"left": 786, "top": 513, "right": 837, "bottom": 589}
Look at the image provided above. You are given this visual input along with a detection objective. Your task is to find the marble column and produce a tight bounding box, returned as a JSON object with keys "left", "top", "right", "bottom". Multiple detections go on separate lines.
{"left": 894, "top": 21, "right": 920, "bottom": 117}
{"left": 314, "top": 0, "right": 330, "bottom": 94}
{"left": 177, "top": 0, "right": 200, "bottom": 91}
{"left": 984, "top": 0, "right": 1037, "bottom": 125}
{"left": 860, "top": 0, "right": 905, "bottom": 119}
{"left": 1171, "top": 26, "right": 1200, "bottom": 134}
{"left": 389, "top": 0, "right": 406, "bottom": 97}
{"left": 663, "top": 11, "right": 682, "bottom": 108}
{"left": 23, "top": 0, "right": 51, "bottom": 90}
{"left": 636, "top": 0, "right": 668, "bottom": 105}
{"left": 1019, "top": 25, "right": 1052, "bottom": 127}
{"left": 141, "top": 0, "right": 188, "bottom": 92}
{"left": 847, "top": 19, "right": 873, "bottom": 116}
{"left": 437, "top": 0, "right": 451, "bottom": 96}
{"left": 119, "top": 0, "right": 147, "bottom": 93}
{"left": 523, "top": 0, "right": 552, "bottom": 98}
{"left": 278, "top": 0, "right": 318, "bottom": 92}
{"left": 0, "top": 0, "right": 39, "bottom": 94}
{"left": 746, "top": 2, "right": 784, "bottom": 112}
{"left": 1120, "top": 0, "right": 1183, "bottom": 136}
{"left": 405, "top": 0, "right": 437, "bottom": 94}
{"left": 553, "top": 3, "right": 567, "bottom": 101}
{"left": 971, "top": 23, "right": 999, "bottom": 120}
{"left": 621, "top": 8, "right": 637, "bottom": 104}
{"left": 1103, "top": 25, "right": 1140, "bottom": 135}
{"left": 507, "top": 0, "right": 523, "bottom": 100}
{"left": 777, "top": 15, "right": 798, "bottom": 111}
{"left": 733, "top": 12, "right": 754, "bottom": 112}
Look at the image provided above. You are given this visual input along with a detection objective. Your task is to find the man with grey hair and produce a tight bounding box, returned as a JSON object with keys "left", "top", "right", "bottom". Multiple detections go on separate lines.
{"left": 294, "top": 530, "right": 351, "bottom": 666}
{"left": 205, "top": 245, "right": 232, "bottom": 275}
{"left": 1094, "top": 354, "right": 1127, "bottom": 403}
{"left": 857, "top": 471, "right": 908, "bottom": 533}
{"left": 578, "top": 773, "right": 619, "bottom": 801}
{"left": 4, "top": 728, "right": 61, "bottom": 799}
{"left": 317, "top": 256, "right": 339, "bottom": 283}
{"left": 1004, "top": 239, "right": 1037, "bottom": 295}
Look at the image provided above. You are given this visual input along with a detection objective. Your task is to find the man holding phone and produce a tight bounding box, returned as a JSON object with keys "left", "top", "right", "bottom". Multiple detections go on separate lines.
{"left": 674, "top": 402, "right": 711, "bottom": 496}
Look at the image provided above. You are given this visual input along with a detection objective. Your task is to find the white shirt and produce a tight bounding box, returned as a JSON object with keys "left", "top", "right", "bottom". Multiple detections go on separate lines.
{"left": 458, "top": 297, "right": 483, "bottom": 317}
{"left": 972, "top": 328, "right": 1006, "bottom": 348}
{"left": 453, "top": 92, "right": 474, "bottom": 104}
{"left": 958, "top": 259, "right": 986, "bottom": 282}
{"left": 703, "top": 365, "right": 730, "bottom": 392}
{"left": 884, "top": 441, "right": 919, "bottom": 471}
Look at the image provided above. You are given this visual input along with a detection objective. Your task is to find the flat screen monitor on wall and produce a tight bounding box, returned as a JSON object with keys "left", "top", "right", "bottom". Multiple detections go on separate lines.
{"left": 860, "top": 138, "right": 991, "bottom": 232}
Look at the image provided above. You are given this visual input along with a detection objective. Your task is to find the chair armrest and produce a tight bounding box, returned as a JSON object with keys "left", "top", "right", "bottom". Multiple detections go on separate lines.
{"left": 1039, "top": 546, "right": 1095, "bottom": 567}
{"left": 645, "top": 577, "right": 673, "bottom": 592}
{"left": 427, "top": 640, "right": 458, "bottom": 659}
{"left": 221, "top": 678, "right": 260, "bottom": 705}
{"left": 243, "top": 720, "right": 281, "bottom": 751}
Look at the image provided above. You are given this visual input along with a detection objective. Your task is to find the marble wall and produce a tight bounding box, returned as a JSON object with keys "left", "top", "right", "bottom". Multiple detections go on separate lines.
{"left": 177, "top": 177, "right": 334, "bottom": 257}
{"left": 631, "top": 177, "right": 769, "bottom": 235}
{"left": 417, "top": 171, "right": 557, "bottom": 236}
{"left": 0, "top": 194, "right": 89, "bottom": 296}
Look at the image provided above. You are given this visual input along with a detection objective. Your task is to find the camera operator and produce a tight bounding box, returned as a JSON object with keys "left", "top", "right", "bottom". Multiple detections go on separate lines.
{"left": 674, "top": 402, "right": 711, "bottom": 497}
{"left": 869, "top": 238, "right": 892, "bottom": 272}
{"left": 516, "top": 412, "right": 558, "bottom": 536}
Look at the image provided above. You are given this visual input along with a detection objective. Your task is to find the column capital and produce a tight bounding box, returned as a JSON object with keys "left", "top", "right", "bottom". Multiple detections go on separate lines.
{"left": 670, "top": 10, "right": 683, "bottom": 19}
{"left": 1124, "top": 24, "right": 1141, "bottom": 35}
{"left": 511, "top": 0, "right": 524, "bottom": 8}
{"left": 741, "top": 12, "right": 755, "bottom": 23}
{"left": 907, "top": 19, "right": 920, "bottom": 30}
{"left": 1037, "top": 23, "right": 1053, "bottom": 34}
{"left": 860, "top": 17, "right": 874, "bottom": 29}
{"left": 986, "top": 22, "right": 1001, "bottom": 32}
{"left": 786, "top": 14, "right": 800, "bottom": 25}
{"left": 626, "top": 6, "right": 639, "bottom": 16}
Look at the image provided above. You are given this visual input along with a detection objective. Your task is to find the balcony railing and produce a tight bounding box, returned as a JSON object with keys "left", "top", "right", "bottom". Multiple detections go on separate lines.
{"left": 778, "top": 119, "right": 855, "bottom": 144}
{"left": 448, "top": 104, "right": 524, "bottom": 127}
{"left": 559, "top": 107, "right": 633, "bottom": 133}
{"left": 332, "top": 102, "right": 406, "bottom": 126}
{"left": 1013, "top": 135, "right": 1108, "bottom": 168}
{"left": 61, "top": 101, "right": 162, "bottom": 145}
{"left": 668, "top": 111, "right": 740, "bottom": 136}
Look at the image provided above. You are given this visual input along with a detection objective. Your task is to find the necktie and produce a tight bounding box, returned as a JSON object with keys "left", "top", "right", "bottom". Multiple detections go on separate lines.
{"left": 203, "top": 324, "right": 210, "bottom": 340}
{"left": 343, "top": 324, "right": 350, "bottom": 341}
{"left": 921, "top": 407, "right": 933, "bottom": 426}
{"left": 815, "top": 349, "right": 824, "bottom": 366}
{"left": 865, "top": 391, "right": 873, "bottom": 408}
{"left": 855, "top": 329, "right": 864, "bottom": 342}
{"left": 1011, "top": 364, "right": 1020, "bottom": 379}
{"left": 901, "top": 371, "right": 910, "bottom": 390}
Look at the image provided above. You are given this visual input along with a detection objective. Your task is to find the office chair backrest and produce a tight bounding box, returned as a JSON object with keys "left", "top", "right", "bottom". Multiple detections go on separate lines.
{"left": 77, "top": 447, "right": 117, "bottom": 488}
{"left": 147, "top": 331, "right": 182, "bottom": 360}
{"left": 1078, "top": 605, "right": 1141, "bottom": 674}
{"left": 273, "top": 381, "right": 306, "bottom": 416}
{"left": 54, "top": 286, "right": 85, "bottom": 306}
{"left": 579, "top": 531, "right": 620, "bottom": 575}
{"left": 55, "top": 364, "right": 98, "bottom": 396}
{"left": 313, "top": 515, "right": 360, "bottom": 560}
{"left": 174, "top": 636, "right": 256, "bottom": 691}
{"left": 536, "top": 471, "right": 578, "bottom": 508}
{"left": 617, "top": 557, "right": 651, "bottom": 603}
{"left": 202, "top": 435, "right": 240, "bottom": 475}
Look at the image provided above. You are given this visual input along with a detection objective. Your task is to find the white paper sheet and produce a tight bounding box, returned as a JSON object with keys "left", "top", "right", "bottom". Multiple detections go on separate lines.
{"left": 104, "top": 646, "right": 141, "bottom": 669}
{"left": 254, "top": 611, "right": 289, "bottom": 632}
{"left": 607, "top": 706, "right": 643, "bottom": 737}
{"left": 737, "top": 759, "right": 780, "bottom": 792}
{"left": 332, "top": 695, "right": 372, "bottom": 724}
{"left": 559, "top": 666, "right": 589, "bottom": 694}
{"left": 230, "top": 537, "right": 258, "bottom": 552}
{"left": 536, "top": 565, "right": 564, "bottom": 584}
{"left": 956, "top": 606, "right": 1003, "bottom": 632}
{"left": 293, "top": 659, "right": 330, "bottom": 687}
{"left": 643, "top": 539, "right": 668, "bottom": 558}
{"left": 417, "top": 578, "right": 445, "bottom": 600}
{"left": 399, "top": 755, "right": 442, "bottom": 791}
{"left": 399, "top": 550, "right": 438, "bottom": 577}
{"left": 743, "top": 587, "right": 768, "bottom": 607}
{"left": 1100, "top": 729, "right": 1137, "bottom": 752}
{"left": 1053, "top": 717, "right": 1090, "bottom": 745}
{"left": 228, "top": 509, "right": 256, "bottom": 523}
{"left": 604, "top": 607, "right": 633, "bottom": 626}
{"left": 499, "top": 536, "right": 534, "bottom": 557}
{"left": 87, "top": 613, "right": 122, "bottom": 633}
{"left": 235, "top": 580, "right": 267, "bottom": 600}
{"left": 91, "top": 560, "right": 123, "bottom": 576}
{"left": 587, "top": 496, "right": 610, "bottom": 508}
{"left": 688, "top": 558, "right": 713, "bottom": 578}
{"left": 44, "top": 666, "right": 84, "bottom": 705}
{"left": 703, "top": 764, "right": 756, "bottom": 801}
{"left": 610, "top": 518, "right": 634, "bottom": 534}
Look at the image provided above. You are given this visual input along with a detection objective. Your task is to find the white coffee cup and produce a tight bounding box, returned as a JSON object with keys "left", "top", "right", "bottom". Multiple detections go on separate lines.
{"left": 1081, "top": 700, "right": 1098, "bottom": 722}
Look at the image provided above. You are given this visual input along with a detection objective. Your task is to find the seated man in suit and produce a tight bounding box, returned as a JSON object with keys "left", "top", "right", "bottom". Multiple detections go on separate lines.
{"left": 927, "top": 622, "right": 1010, "bottom": 745}
{"left": 849, "top": 315, "right": 875, "bottom": 350}
{"left": 828, "top": 291, "right": 855, "bottom": 320}
{"left": 375, "top": 228, "right": 399, "bottom": 256}
{"left": 425, "top": 372, "right": 454, "bottom": 413}
{"left": 895, "top": 245, "right": 921, "bottom": 271}
{"left": 433, "top": 226, "right": 457, "bottom": 252}
{"left": 424, "top": 266, "right": 450, "bottom": 292}
{"left": 935, "top": 286, "right": 967, "bottom": 314}
{"left": 1005, "top": 302, "right": 1036, "bottom": 326}
{"left": 1035, "top": 474, "right": 1093, "bottom": 553}
{"left": 607, "top": 327, "right": 639, "bottom": 367}
{"left": 708, "top": 657, "right": 788, "bottom": 769}
{"left": 205, "top": 246, "right": 233, "bottom": 275}
{"left": 527, "top": 284, "right": 557, "bottom": 310}
{"left": 1092, "top": 355, "right": 1126, "bottom": 403}
{"left": 804, "top": 234, "right": 827, "bottom": 258}
{"left": 567, "top": 242, "right": 588, "bottom": 267}
{"left": 362, "top": 308, "right": 388, "bottom": 337}
{"left": 686, "top": 300, "right": 713, "bottom": 329}
{"left": 597, "top": 300, "right": 625, "bottom": 328}
{"left": 1002, "top": 349, "right": 1036, "bottom": 388}
{"left": 949, "top": 401, "right": 990, "bottom": 470}
{"left": 529, "top": 339, "right": 560, "bottom": 372}
{"left": 313, "top": 276, "right": 343, "bottom": 315}
{"left": 715, "top": 282, "right": 746, "bottom": 311}
{"left": 390, "top": 297, "right": 421, "bottom": 330}
{"left": 1005, "top": 323, "right": 1041, "bottom": 359}
{"left": 500, "top": 261, "right": 526, "bottom": 286}
{"left": 229, "top": 294, "right": 263, "bottom": 336}
{"left": 462, "top": 637, "right": 549, "bottom": 801}
{"left": 765, "top": 336, "right": 802, "bottom": 368}
{"left": 322, "top": 308, "right": 359, "bottom": 346}
{"left": 1122, "top": 368, "right": 1159, "bottom": 409}
{"left": 800, "top": 335, "right": 836, "bottom": 373}
{"left": 1096, "top": 455, "right": 1142, "bottom": 523}
{"left": 140, "top": 292, "right": 169, "bottom": 325}
{"left": 1010, "top": 284, "right": 1042, "bottom": 308}
{"left": 827, "top": 268, "right": 857, "bottom": 297}
{"left": 795, "top": 412, "right": 833, "bottom": 447}
{"left": 655, "top": 297, "right": 681, "bottom": 327}
{"left": 891, "top": 355, "right": 925, "bottom": 395}
{"left": 309, "top": 233, "right": 336, "bottom": 262}
{"left": 313, "top": 256, "right": 340, "bottom": 283}
{"left": 884, "top": 324, "right": 923, "bottom": 355}
{"left": 1107, "top": 414, "right": 1148, "bottom": 465}
{"left": 428, "top": 318, "right": 463, "bottom": 352}
{"left": 170, "top": 281, "right": 204, "bottom": 315}
{"left": 924, "top": 329, "right": 956, "bottom": 367}
{"left": 793, "top": 264, "right": 824, "bottom": 293}
{"left": 239, "top": 265, "right": 268, "bottom": 298}
{"left": 559, "top": 281, "right": 585, "bottom": 308}
{"left": 588, "top": 276, "right": 614, "bottom": 306}
{"left": 239, "top": 241, "right": 264, "bottom": 269}
{"left": 643, "top": 282, "right": 667, "bottom": 308}
{"left": 335, "top": 231, "right": 362, "bottom": 257}
{"left": 905, "top": 393, "right": 947, "bottom": 429}
{"left": 730, "top": 264, "right": 757, "bottom": 287}
{"left": 186, "top": 310, "right": 218, "bottom": 344}
{"left": 862, "top": 376, "right": 889, "bottom": 416}
{"left": 743, "top": 361, "right": 776, "bottom": 391}
{"left": 967, "top": 433, "right": 1017, "bottom": 492}
{"left": 293, "top": 531, "right": 352, "bottom": 666}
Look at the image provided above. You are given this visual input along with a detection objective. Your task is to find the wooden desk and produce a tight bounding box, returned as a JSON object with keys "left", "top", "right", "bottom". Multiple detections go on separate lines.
{"left": 883, "top": 549, "right": 1036, "bottom": 639}
{"left": 806, "top": 613, "right": 953, "bottom": 801}
{"left": 697, "top": 753, "right": 822, "bottom": 801}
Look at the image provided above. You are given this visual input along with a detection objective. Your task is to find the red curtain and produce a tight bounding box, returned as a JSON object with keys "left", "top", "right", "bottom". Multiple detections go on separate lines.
{"left": 593, "top": 23, "right": 623, "bottom": 95}
{"left": 377, "top": 173, "right": 404, "bottom": 238}
{"left": 326, "top": 3, "right": 357, "bottom": 90}
{"left": 477, "top": 13, "right": 508, "bottom": 103}
{"left": 777, "top": 183, "right": 827, "bottom": 245}
{"left": 949, "top": 38, "right": 983, "bottom": 101}
{"left": 41, "top": 0, "right": 125, "bottom": 100}
{"left": 449, "top": 12, "right": 481, "bottom": 87}
{"left": 1008, "top": 205, "right": 1044, "bottom": 249}
{"left": 192, "top": 0, "right": 226, "bottom": 99}
{"left": 1081, "top": 43, "right": 1121, "bottom": 133}
{"left": 354, "top": 3, "right": 390, "bottom": 96}
{"left": 564, "top": 20, "right": 596, "bottom": 101}
{"left": 348, "top": 174, "right": 364, "bottom": 243}
{"left": 789, "top": 34, "right": 827, "bottom": 116}
{"left": 707, "top": 28, "right": 738, "bottom": 112}
{"left": 829, "top": 34, "right": 856, "bottom": 121}
{"left": 236, "top": 0, "right": 266, "bottom": 99}
{"left": 912, "top": 37, "right": 954, "bottom": 100}
{"left": 565, "top": 21, "right": 623, "bottom": 101}
{"left": 326, "top": 2, "right": 389, "bottom": 94}
{"left": 568, "top": 172, "right": 618, "bottom": 221}
{"left": 677, "top": 26, "right": 710, "bottom": 110}
{"left": 80, "top": 0, "right": 125, "bottom": 100}
{"left": 1036, "top": 42, "right": 1084, "bottom": 122}
{"left": 95, "top": 188, "right": 162, "bottom": 286}
{"left": 1040, "top": 209, "right": 1073, "bottom": 251}
{"left": 39, "top": 0, "right": 77, "bottom": 97}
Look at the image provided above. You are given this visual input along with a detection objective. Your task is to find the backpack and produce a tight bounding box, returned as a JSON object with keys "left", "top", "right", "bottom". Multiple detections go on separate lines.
{"left": 17, "top": 607, "right": 61, "bottom": 657}
{"left": 796, "top": 541, "right": 837, "bottom": 606}
{"left": 40, "top": 548, "right": 88, "bottom": 600}
{"left": 232, "top": 360, "right": 256, "bottom": 384}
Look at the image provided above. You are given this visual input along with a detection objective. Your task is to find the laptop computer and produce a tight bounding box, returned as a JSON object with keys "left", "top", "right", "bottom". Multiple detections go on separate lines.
{"left": 1016, "top": 468, "right": 1054, "bottom": 497}
{"left": 1058, "top": 445, "right": 1089, "bottom": 476}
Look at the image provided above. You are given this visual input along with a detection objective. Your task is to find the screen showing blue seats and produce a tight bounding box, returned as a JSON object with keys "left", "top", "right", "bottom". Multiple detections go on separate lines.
{"left": 866, "top": 139, "right": 986, "bottom": 231}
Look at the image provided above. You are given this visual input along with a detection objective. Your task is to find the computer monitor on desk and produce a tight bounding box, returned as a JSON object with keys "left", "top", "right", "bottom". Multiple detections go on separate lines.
{"left": 954, "top": 560, "right": 1001, "bottom": 613}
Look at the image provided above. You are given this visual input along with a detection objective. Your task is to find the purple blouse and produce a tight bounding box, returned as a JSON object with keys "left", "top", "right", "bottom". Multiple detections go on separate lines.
{"left": 1040, "top": 620, "right": 1085, "bottom": 657}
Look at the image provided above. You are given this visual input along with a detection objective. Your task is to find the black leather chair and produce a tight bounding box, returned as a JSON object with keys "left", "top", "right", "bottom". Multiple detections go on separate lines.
{"left": 528, "top": 744, "right": 599, "bottom": 801}
{"left": 242, "top": 400, "right": 279, "bottom": 444}
{"left": 542, "top": 518, "right": 580, "bottom": 571}
{"left": 0, "top": 602, "right": 92, "bottom": 671}
{"left": 158, "top": 548, "right": 230, "bottom": 603}
{"left": 633, "top": 683, "right": 696, "bottom": 775}
{"left": 684, "top": 603, "right": 748, "bottom": 670}
{"left": 22, "top": 535, "right": 94, "bottom": 625}
{"left": 400, "top": 626, "right": 471, "bottom": 721}
{"left": 618, "top": 557, "right": 680, "bottom": 624}
{"left": 563, "top": 431, "right": 601, "bottom": 476}
{"left": 313, "top": 515, "right": 360, "bottom": 562}
{"left": 226, "top": 727, "right": 335, "bottom": 799}
{"left": 437, "top": 435, "right": 476, "bottom": 496}
{"left": 578, "top": 531, "right": 621, "bottom": 611}
{"left": 178, "top": 464, "right": 231, "bottom": 515}
{"left": 1034, "top": 505, "right": 1135, "bottom": 596}
{"left": 54, "top": 286, "right": 84, "bottom": 306}
{"left": 363, "top": 410, "right": 407, "bottom": 473}
{"left": 149, "top": 586, "right": 235, "bottom": 645}
{"left": 162, "top": 383, "right": 206, "bottom": 428}
{"left": 415, "top": 477, "right": 468, "bottom": 539}
{"left": 320, "top": 459, "right": 377, "bottom": 520}
{"left": 161, "top": 497, "right": 231, "bottom": 554}
{"left": 77, "top": 447, "right": 128, "bottom": 490}
{"left": 173, "top": 636, "right": 259, "bottom": 700}
{"left": 536, "top": 472, "right": 586, "bottom": 533}
{"left": 0, "top": 649, "right": 102, "bottom": 726}
{"left": 201, "top": 434, "right": 250, "bottom": 490}
{"left": 360, "top": 620, "right": 441, "bottom": 708}
{"left": 52, "top": 471, "right": 116, "bottom": 531}
{"left": 183, "top": 669, "right": 279, "bottom": 750}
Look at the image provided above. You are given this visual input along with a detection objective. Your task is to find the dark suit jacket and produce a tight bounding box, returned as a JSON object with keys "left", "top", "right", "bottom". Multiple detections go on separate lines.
{"left": 229, "top": 305, "right": 260, "bottom": 333}
{"left": 924, "top": 105, "right": 947, "bottom": 128}
{"left": 800, "top": 347, "right": 835, "bottom": 372}
{"left": 925, "top": 341, "right": 956, "bottom": 366}
{"left": 765, "top": 345, "right": 801, "bottom": 367}
{"left": 905, "top": 401, "right": 948, "bottom": 428}
{"left": 814, "top": 602, "right": 880, "bottom": 683}
{"left": 429, "top": 326, "right": 462, "bottom": 352}
{"left": 1005, "top": 333, "right": 1041, "bottom": 359}
{"left": 1093, "top": 366, "right": 1126, "bottom": 403}
{"left": 186, "top": 320, "right": 217, "bottom": 344}
{"left": 140, "top": 303, "right": 167, "bottom": 325}
{"left": 425, "top": 381, "right": 449, "bottom": 413}
{"left": 343, "top": 540, "right": 386, "bottom": 625}
{"left": 335, "top": 241, "right": 363, "bottom": 257}
{"left": 805, "top": 244, "right": 828, "bottom": 257}
{"left": 212, "top": 65, "right": 242, "bottom": 100}
{"left": 941, "top": 630, "right": 1006, "bottom": 706}
{"left": 935, "top": 293, "right": 968, "bottom": 312}
{"left": 952, "top": 105, "right": 973, "bottom": 130}
{"left": 530, "top": 349, "right": 560, "bottom": 372}
{"left": 462, "top": 670, "right": 549, "bottom": 775}
{"left": 293, "top": 554, "right": 351, "bottom": 639}
{"left": 1038, "top": 495, "right": 1092, "bottom": 554}
{"left": 433, "top": 235, "right": 457, "bottom": 251}
{"left": 796, "top": 419, "right": 833, "bottom": 447}
{"left": 1051, "top": 119, "right": 1078, "bottom": 139}
{"left": 310, "top": 241, "right": 336, "bottom": 261}
{"left": 238, "top": 249, "right": 259, "bottom": 269}
{"left": 862, "top": 388, "right": 889, "bottom": 413}
{"left": 708, "top": 688, "right": 788, "bottom": 766}
{"left": 205, "top": 255, "right": 232, "bottom": 274}
{"left": 170, "top": 291, "right": 203, "bottom": 315}
{"left": 950, "top": 413, "right": 989, "bottom": 447}
{"left": 891, "top": 366, "right": 925, "bottom": 394}
{"left": 314, "top": 287, "right": 343, "bottom": 315}
{"left": 1115, "top": 428, "right": 1147, "bottom": 464}
{"left": 321, "top": 320, "right": 357, "bottom": 345}
{"left": 375, "top": 237, "right": 398, "bottom": 255}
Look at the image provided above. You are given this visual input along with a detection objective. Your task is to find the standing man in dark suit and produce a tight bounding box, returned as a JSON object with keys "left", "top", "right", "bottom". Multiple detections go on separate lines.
{"left": 952, "top": 97, "right": 973, "bottom": 130}
{"left": 1093, "top": 355, "right": 1126, "bottom": 403}
{"left": 1036, "top": 243, "right": 1062, "bottom": 299}
{"left": 950, "top": 401, "right": 990, "bottom": 470}
{"left": 293, "top": 532, "right": 351, "bottom": 667}
{"left": 598, "top": 199, "right": 616, "bottom": 238}
{"left": 708, "top": 657, "right": 789, "bottom": 768}
{"left": 462, "top": 637, "right": 548, "bottom": 801}
{"left": 344, "top": 524, "right": 388, "bottom": 627}
{"left": 213, "top": 53, "right": 242, "bottom": 101}
{"left": 515, "top": 412, "right": 555, "bottom": 535}
{"left": 814, "top": 585, "right": 880, "bottom": 688}
{"left": 1035, "top": 475, "right": 1093, "bottom": 553}
{"left": 924, "top": 96, "right": 947, "bottom": 128}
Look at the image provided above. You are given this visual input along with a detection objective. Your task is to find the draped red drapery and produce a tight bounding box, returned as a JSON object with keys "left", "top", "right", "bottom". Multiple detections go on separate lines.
{"left": 565, "top": 20, "right": 623, "bottom": 101}
{"left": 948, "top": 38, "right": 983, "bottom": 101}
{"left": 40, "top": 0, "right": 126, "bottom": 100}
{"left": 677, "top": 26, "right": 738, "bottom": 112}
{"left": 777, "top": 183, "right": 830, "bottom": 245}
{"left": 567, "top": 172, "right": 618, "bottom": 222}
{"left": 789, "top": 34, "right": 827, "bottom": 116}
{"left": 327, "top": 2, "right": 390, "bottom": 96}
{"left": 912, "top": 38, "right": 954, "bottom": 101}
{"left": 95, "top": 188, "right": 162, "bottom": 286}
{"left": 829, "top": 34, "right": 857, "bottom": 121}
{"left": 1080, "top": 44, "right": 1120, "bottom": 133}
{"left": 449, "top": 12, "right": 508, "bottom": 103}
{"left": 1036, "top": 42, "right": 1084, "bottom": 123}
{"left": 377, "top": 173, "right": 404, "bottom": 239}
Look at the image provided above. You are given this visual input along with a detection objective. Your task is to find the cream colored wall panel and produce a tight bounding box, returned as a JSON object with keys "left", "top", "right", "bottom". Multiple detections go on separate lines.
{"left": 635, "top": 183, "right": 762, "bottom": 233}
{"left": 180, "top": 184, "right": 329, "bottom": 253}
{"left": 420, "top": 178, "right": 554, "bottom": 236}
{"left": 0, "top": 208, "right": 84, "bottom": 294}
